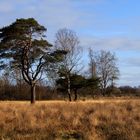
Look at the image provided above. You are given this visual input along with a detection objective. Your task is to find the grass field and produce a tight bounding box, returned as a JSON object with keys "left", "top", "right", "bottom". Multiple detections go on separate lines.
{"left": 0, "top": 99, "right": 139, "bottom": 140}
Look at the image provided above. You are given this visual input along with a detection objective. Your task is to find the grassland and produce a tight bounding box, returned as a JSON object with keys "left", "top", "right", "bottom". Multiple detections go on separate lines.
{"left": 0, "top": 99, "right": 139, "bottom": 140}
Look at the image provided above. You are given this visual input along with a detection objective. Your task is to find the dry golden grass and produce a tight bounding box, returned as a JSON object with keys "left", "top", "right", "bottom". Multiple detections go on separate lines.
{"left": 0, "top": 99, "right": 139, "bottom": 140}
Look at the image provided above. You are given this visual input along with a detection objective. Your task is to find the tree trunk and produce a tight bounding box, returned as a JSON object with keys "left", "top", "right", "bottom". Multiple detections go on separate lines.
{"left": 101, "top": 83, "right": 106, "bottom": 96}
{"left": 68, "top": 92, "right": 71, "bottom": 101}
{"left": 102, "top": 87, "right": 106, "bottom": 96}
{"left": 31, "top": 84, "right": 36, "bottom": 104}
{"left": 67, "top": 75, "right": 71, "bottom": 101}
{"left": 74, "top": 89, "right": 77, "bottom": 101}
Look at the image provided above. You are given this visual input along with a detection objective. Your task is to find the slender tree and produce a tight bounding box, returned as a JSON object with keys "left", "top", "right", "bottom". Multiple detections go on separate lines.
{"left": 0, "top": 18, "right": 64, "bottom": 103}
{"left": 54, "top": 28, "right": 82, "bottom": 101}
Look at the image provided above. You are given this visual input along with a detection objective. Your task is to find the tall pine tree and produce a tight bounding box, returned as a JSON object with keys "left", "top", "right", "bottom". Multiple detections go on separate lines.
{"left": 0, "top": 18, "right": 64, "bottom": 103}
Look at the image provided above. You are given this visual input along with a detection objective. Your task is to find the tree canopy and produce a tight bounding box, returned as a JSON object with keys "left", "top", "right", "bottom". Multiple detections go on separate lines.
{"left": 88, "top": 49, "right": 119, "bottom": 95}
{"left": 0, "top": 18, "right": 65, "bottom": 103}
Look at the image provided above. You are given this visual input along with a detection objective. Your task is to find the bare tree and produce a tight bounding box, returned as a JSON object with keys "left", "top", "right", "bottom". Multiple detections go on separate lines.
{"left": 55, "top": 28, "right": 82, "bottom": 101}
{"left": 89, "top": 49, "right": 119, "bottom": 95}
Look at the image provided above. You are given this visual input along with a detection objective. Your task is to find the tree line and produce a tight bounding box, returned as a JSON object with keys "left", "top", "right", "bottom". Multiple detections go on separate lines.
{"left": 0, "top": 18, "right": 138, "bottom": 103}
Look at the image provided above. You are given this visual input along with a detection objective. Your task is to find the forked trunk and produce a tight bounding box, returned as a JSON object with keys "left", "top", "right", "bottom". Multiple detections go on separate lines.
{"left": 68, "top": 91, "right": 72, "bottom": 101}
{"left": 74, "top": 89, "right": 77, "bottom": 101}
{"left": 31, "top": 84, "right": 36, "bottom": 104}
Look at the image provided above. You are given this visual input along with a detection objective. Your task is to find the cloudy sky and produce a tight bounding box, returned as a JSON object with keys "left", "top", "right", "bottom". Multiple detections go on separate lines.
{"left": 0, "top": 0, "right": 140, "bottom": 86}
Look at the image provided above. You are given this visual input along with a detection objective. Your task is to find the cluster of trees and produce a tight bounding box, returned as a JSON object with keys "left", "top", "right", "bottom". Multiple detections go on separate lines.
{"left": 0, "top": 75, "right": 139, "bottom": 101}
{"left": 0, "top": 18, "right": 125, "bottom": 103}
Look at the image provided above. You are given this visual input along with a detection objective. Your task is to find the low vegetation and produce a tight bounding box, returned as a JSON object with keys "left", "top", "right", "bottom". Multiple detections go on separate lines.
{"left": 0, "top": 99, "right": 139, "bottom": 140}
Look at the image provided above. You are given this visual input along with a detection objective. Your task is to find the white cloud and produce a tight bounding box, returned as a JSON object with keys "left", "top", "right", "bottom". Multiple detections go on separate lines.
{"left": 0, "top": 0, "right": 88, "bottom": 39}
{"left": 80, "top": 36, "right": 140, "bottom": 51}
{"left": 119, "top": 71, "right": 140, "bottom": 86}
{"left": 121, "top": 57, "right": 140, "bottom": 67}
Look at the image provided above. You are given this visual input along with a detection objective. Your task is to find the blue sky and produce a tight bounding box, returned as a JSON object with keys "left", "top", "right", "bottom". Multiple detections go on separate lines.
{"left": 0, "top": 0, "right": 140, "bottom": 86}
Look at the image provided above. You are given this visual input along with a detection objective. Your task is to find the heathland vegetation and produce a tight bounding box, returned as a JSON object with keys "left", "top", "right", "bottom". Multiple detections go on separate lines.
{"left": 0, "top": 99, "right": 139, "bottom": 140}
